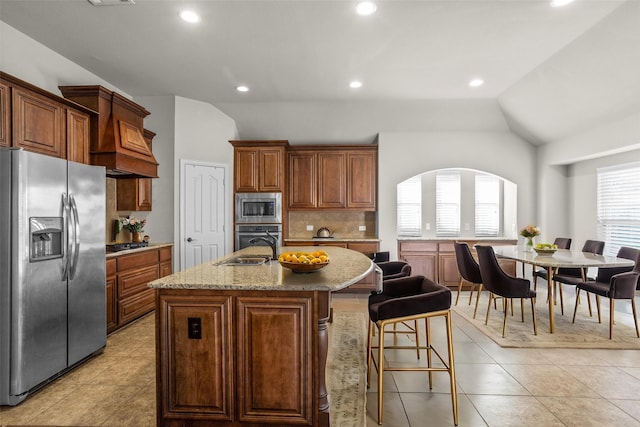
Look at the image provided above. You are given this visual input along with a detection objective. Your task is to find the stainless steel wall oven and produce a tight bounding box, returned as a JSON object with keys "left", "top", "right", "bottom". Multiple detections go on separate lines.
{"left": 235, "top": 224, "right": 282, "bottom": 251}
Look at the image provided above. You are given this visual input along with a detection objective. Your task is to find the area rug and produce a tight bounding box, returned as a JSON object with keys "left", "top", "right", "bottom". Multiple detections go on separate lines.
{"left": 326, "top": 311, "right": 368, "bottom": 427}
{"left": 452, "top": 289, "right": 640, "bottom": 349}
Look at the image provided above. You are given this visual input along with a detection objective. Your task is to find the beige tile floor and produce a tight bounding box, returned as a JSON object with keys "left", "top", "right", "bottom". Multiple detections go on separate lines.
{"left": 2, "top": 292, "right": 640, "bottom": 427}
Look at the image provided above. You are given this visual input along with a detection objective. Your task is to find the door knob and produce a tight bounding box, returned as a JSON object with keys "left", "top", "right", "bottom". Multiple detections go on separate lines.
{"left": 187, "top": 237, "right": 197, "bottom": 242}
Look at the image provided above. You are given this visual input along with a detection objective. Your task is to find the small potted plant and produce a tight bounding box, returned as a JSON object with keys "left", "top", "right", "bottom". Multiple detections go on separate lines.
{"left": 119, "top": 216, "right": 147, "bottom": 242}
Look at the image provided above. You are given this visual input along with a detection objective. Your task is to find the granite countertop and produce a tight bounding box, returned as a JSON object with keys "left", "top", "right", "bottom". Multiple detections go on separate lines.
{"left": 106, "top": 242, "right": 173, "bottom": 258}
{"left": 148, "top": 246, "right": 374, "bottom": 292}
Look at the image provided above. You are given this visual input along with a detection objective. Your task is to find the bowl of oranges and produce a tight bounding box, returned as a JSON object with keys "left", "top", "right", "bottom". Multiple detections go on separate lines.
{"left": 278, "top": 250, "right": 330, "bottom": 273}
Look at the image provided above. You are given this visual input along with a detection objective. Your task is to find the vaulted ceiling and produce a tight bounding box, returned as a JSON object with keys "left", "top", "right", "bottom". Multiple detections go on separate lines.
{"left": 1, "top": 0, "right": 638, "bottom": 145}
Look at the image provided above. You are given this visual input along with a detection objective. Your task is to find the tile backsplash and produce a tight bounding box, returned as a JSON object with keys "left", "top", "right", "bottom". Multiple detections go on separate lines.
{"left": 288, "top": 211, "right": 377, "bottom": 239}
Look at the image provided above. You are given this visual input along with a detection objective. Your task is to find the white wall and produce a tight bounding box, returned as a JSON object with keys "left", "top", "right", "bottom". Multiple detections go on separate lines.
{"left": 379, "top": 131, "right": 536, "bottom": 259}
{"left": 174, "top": 96, "right": 238, "bottom": 269}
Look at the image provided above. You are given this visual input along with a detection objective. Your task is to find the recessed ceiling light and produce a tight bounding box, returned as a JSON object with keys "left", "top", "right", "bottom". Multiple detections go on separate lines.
{"left": 469, "top": 78, "right": 484, "bottom": 88}
{"left": 550, "top": 0, "right": 575, "bottom": 7}
{"left": 356, "top": 1, "right": 377, "bottom": 16}
{"left": 179, "top": 10, "right": 200, "bottom": 23}
{"left": 349, "top": 81, "right": 363, "bottom": 89}
{"left": 235, "top": 85, "right": 249, "bottom": 93}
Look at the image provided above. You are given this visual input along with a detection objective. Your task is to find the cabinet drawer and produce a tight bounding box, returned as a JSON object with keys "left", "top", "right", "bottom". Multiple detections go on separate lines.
{"left": 119, "top": 288, "right": 155, "bottom": 325}
{"left": 118, "top": 265, "right": 159, "bottom": 299}
{"left": 438, "top": 242, "right": 455, "bottom": 252}
{"left": 117, "top": 249, "right": 158, "bottom": 271}
{"left": 106, "top": 258, "right": 116, "bottom": 277}
{"left": 399, "top": 241, "right": 438, "bottom": 252}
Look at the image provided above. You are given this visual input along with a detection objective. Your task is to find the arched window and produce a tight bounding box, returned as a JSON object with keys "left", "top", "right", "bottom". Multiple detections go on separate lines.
{"left": 397, "top": 168, "right": 516, "bottom": 238}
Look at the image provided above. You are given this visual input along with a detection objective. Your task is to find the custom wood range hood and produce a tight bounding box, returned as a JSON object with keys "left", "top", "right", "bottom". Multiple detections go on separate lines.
{"left": 59, "top": 85, "right": 158, "bottom": 178}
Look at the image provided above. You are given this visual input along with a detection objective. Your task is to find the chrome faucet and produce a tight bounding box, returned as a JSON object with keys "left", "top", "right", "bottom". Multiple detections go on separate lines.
{"left": 248, "top": 230, "right": 278, "bottom": 260}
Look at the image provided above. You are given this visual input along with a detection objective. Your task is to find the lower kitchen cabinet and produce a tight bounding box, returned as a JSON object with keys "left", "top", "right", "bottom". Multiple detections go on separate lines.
{"left": 157, "top": 289, "right": 325, "bottom": 426}
{"left": 284, "top": 240, "right": 379, "bottom": 292}
{"left": 398, "top": 239, "right": 517, "bottom": 289}
{"left": 106, "top": 245, "right": 172, "bottom": 334}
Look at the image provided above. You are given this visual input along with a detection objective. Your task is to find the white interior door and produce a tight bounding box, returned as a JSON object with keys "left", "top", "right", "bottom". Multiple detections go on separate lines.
{"left": 181, "top": 160, "right": 226, "bottom": 270}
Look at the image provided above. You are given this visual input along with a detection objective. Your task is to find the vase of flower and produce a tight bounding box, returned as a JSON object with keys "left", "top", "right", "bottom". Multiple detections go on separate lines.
{"left": 520, "top": 225, "right": 540, "bottom": 252}
{"left": 131, "top": 231, "right": 143, "bottom": 243}
{"left": 118, "top": 216, "right": 147, "bottom": 243}
{"left": 526, "top": 237, "right": 534, "bottom": 252}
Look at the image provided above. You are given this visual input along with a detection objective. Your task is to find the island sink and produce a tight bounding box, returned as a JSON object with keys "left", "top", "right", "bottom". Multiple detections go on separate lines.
{"left": 216, "top": 255, "right": 270, "bottom": 266}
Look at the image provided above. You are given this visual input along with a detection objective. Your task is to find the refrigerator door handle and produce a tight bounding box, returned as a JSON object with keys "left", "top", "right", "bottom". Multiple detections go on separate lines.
{"left": 69, "top": 194, "right": 81, "bottom": 280}
{"left": 61, "top": 193, "right": 71, "bottom": 281}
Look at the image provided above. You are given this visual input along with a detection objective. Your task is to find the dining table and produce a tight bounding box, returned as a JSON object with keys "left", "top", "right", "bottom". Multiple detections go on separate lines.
{"left": 491, "top": 245, "right": 635, "bottom": 333}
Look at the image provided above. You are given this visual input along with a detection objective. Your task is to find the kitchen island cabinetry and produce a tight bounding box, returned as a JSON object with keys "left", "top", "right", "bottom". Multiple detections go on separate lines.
{"left": 288, "top": 145, "right": 377, "bottom": 211}
{"left": 398, "top": 239, "right": 517, "bottom": 289}
{"left": 150, "top": 246, "right": 373, "bottom": 427}
{"left": 231, "top": 140, "right": 288, "bottom": 193}
{"left": 106, "top": 244, "right": 172, "bottom": 334}
{"left": 1, "top": 72, "right": 92, "bottom": 164}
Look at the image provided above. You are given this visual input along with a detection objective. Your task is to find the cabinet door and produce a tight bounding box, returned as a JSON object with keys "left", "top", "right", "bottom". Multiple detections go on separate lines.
{"left": 235, "top": 148, "right": 259, "bottom": 192}
{"left": 347, "top": 242, "right": 379, "bottom": 290}
{"left": 160, "top": 295, "right": 234, "bottom": 420}
{"left": 12, "top": 88, "right": 65, "bottom": 158}
{"left": 66, "top": 108, "right": 90, "bottom": 164}
{"left": 0, "top": 82, "right": 9, "bottom": 147}
{"left": 439, "top": 252, "right": 460, "bottom": 287}
{"left": 106, "top": 259, "right": 117, "bottom": 334}
{"left": 347, "top": 151, "right": 376, "bottom": 209}
{"left": 117, "top": 178, "right": 152, "bottom": 211}
{"left": 288, "top": 151, "right": 316, "bottom": 209}
{"left": 236, "top": 296, "right": 313, "bottom": 425}
{"left": 317, "top": 152, "right": 346, "bottom": 208}
{"left": 259, "top": 147, "right": 284, "bottom": 191}
{"left": 401, "top": 253, "right": 438, "bottom": 283}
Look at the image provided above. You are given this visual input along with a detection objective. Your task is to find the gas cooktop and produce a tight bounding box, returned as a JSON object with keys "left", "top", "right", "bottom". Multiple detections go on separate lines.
{"left": 106, "top": 242, "right": 149, "bottom": 252}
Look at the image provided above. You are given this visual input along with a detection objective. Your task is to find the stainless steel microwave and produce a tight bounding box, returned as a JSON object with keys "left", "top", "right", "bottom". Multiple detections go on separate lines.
{"left": 235, "top": 192, "right": 282, "bottom": 224}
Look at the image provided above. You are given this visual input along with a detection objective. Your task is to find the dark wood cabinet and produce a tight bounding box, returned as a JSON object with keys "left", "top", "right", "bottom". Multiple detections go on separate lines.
{"left": 0, "top": 81, "right": 9, "bottom": 148}
{"left": 317, "top": 151, "right": 346, "bottom": 208}
{"left": 107, "top": 245, "right": 172, "bottom": 334}
{"left": 157, "top": 289, "right": 324, "bottom": 426}
{"left": 116, "top": 129, "right": 155, "bottom": 211}
{"left": 0, "top": 72, "right": 93, "bottom": 163}
{"left": 106, "top": 258, "right": 117, "bottom": 334}
{"left": 288, "top": 145, "right": 377, "bottom": 210}
{"left": 231, "top": 140, "right": 287, "bottom": 192}
{"left": 288, "top": 150, "right": 317, "bottom": 209}
{"left": 398, "top": 239, "right": 517, "bottom": 289}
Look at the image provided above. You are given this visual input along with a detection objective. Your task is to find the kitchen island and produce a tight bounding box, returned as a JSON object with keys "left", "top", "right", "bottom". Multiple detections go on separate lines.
{"left": 148, "top": 246, "right": 374, "bottom": 427}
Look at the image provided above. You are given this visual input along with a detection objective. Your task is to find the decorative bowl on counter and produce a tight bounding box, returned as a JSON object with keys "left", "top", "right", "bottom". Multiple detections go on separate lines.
{"left": 278, "top": 250, "right": 330, "bottom": 273}
{"left": 279, "top": 260, "right": 330, "bottom": 273}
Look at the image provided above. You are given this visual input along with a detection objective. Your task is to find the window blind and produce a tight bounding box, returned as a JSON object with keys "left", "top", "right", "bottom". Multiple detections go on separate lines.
{"left": 397, "top": 176, "right": 422, "bottom": 236}
{"left": 597, "top": 162, "right": 640, "bottom": 256}
{"left": 436, "top": 171, "right": 460, "bottom": 236}
{"left": 475, "top": 174, "right": 500, "bottom": 237}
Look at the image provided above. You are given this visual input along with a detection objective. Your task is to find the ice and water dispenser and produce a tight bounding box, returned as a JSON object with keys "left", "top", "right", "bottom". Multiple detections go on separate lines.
{"left": 30, "top": 217, "right": 63, "bottom": 261}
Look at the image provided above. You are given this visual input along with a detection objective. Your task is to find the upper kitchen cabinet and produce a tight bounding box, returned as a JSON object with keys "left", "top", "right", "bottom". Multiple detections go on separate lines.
{"left": 59, "top": 85, "right": 158, "bottom": 178}
{"left": 230, "top": 140, "right": 288, "bottom": 192}
{"left": 0, "top": 81, "right": 9, "bottom": 148}
{"left": 117, "top": 129, "right": 155, "bottom": 211}
{"left": 0, "top": 72, "right": 93, "bottom": 163}
{"left": 288, "top": 145, "right": 377, "bottom": 211}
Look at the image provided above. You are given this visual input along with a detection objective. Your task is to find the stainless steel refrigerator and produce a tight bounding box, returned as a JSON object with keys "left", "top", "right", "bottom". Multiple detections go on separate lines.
{"left": 0, "top": 148, "right": 106, "bottom": 406}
